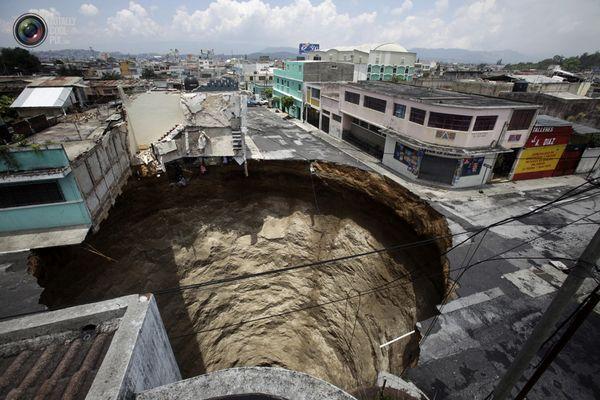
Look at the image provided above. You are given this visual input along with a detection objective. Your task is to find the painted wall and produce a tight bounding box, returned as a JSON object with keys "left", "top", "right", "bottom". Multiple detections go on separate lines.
{"left": 0, "top": 146, "right": 69, "bottom": 172}
{"left": 340, "top": 86, "right": 518, "bottom": 149}
{"left": 0, "top": 172, "right": 91, "bottom": 232}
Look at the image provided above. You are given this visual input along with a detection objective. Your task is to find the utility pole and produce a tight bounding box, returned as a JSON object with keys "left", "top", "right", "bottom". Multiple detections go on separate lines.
{"left": 514, "top": 285, "right": 600, "bottom": 400}
{"left": 492, "top": 227, "right": 600, "bottom": 400}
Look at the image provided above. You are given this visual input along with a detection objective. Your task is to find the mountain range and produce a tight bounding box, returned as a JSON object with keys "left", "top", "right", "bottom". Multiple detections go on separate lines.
{"left": 31, "top": 47, "right": 534, "bottom": 64}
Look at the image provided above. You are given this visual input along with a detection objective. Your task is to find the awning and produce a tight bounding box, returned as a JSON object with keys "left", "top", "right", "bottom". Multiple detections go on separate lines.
{"left": 10, "top": 87, "right": 73, "bottom": 108}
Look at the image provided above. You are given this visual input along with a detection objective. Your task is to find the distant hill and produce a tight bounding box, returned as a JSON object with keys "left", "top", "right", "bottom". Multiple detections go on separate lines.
{"left": 245, "top": 47, "right": 298, "bottom": 60}
{"left": 410, "top": 48, "right": 531, "bottom": 64}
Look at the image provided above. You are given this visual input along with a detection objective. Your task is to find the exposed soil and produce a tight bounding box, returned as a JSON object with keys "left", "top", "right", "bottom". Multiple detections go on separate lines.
{"left": 31, "top": 160, "right": 450, "bottom": 392}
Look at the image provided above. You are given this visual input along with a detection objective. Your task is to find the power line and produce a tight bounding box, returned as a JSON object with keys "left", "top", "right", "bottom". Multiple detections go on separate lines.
{"left": 166, "top": 207, "right": 600, "bottom": 339}
{"left": 420, "top": 208, "right": 600, "bottom": 346}
{"left": 153, "top": 183, "right": 600, "bottom": 297}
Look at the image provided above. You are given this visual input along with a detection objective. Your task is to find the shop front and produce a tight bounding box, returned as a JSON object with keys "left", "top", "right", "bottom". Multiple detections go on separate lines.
{"left": 512, "top": 118, "right": 572, "bottom": 181}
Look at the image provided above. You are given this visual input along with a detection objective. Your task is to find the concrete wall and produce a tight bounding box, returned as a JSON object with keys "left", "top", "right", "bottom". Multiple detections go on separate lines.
{"left": 576, "top": 147, "right": 600, "bottom": 174}
{"left": 304, "top": 62, "right": 354, "bottom": 83}
{"left": 87, "top": 295, "right": 181, "bottom": 400}
{"left": 71, "top": 123, "right": 132, "bottom": 231}
{"left": 499, "top": 92, "right": 600, "bottom": 129}
{"left": 136, "top": 367, "right": 357, "bottom": 400}
{"left": 413, "top": 79, "right": 590, "bottom": 97}
{"left": 321, "top": 96, "right": 342, "bottom": 139}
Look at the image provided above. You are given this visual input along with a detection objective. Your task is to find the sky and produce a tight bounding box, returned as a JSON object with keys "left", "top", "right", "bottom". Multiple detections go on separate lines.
{"left": 1, "top": 0, "right": 599, "bottom": 58}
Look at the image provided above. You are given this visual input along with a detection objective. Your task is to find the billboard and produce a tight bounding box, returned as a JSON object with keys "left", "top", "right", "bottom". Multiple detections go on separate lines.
{"left": 512, "top": 144, "right": 567, "bottom": 180}
{"left": 299, "top": 43, "right": 319, "bottom": 54}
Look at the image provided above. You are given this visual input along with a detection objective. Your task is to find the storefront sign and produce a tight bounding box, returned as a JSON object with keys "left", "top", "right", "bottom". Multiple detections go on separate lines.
{"left": 393, "top": 142, "right": 423, "bottom": 175}
{"left": 513, "top": 144, "right": 567, "bottom": 179}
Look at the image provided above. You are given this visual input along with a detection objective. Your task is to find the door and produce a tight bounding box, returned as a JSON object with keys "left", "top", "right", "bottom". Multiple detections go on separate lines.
{"left": 418, "top": 155, "right": 457, "bottom": 185}
{"left": 321, "top": 115, "right": 330, "bottom": 134}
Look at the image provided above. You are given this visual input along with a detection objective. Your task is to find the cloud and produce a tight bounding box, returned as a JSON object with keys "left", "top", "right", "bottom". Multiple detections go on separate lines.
{"left": 171, "top": 0, "right": 376, "bottom": 48}
{"left": 391, "top": 0, "right": 413, "bottom": 16}
{"left": 79, "top": 4, "right": 99, "bottom": 17}
{"left": 28, "top": 8, "right": 61, "bottom": 22}
{"left": 106, "top": 1, "right": 163, "bottom": 37}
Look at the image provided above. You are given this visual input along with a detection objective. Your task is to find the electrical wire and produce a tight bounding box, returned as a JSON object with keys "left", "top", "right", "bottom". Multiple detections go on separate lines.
{"left": 154, "top": 182, "right": 600, "bottom": 297}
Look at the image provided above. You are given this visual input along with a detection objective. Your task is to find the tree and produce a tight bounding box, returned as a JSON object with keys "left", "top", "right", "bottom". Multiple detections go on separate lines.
{"left": 101, "top": 71, "right": 122, "bottom": 80}
{"left": 141, "top": 67, "right": 156, "bottom": 79}
{"left": 281, "top": 96, "right": 294, "bottom": 112}
{"left": 263, "top": 87, "right": 273, "bottom": 99}
{"left": 0, "top": 95, "right": 17, "bottom": 123}
{"left": 0, "top": 47, "right": 41, "bottom": 75}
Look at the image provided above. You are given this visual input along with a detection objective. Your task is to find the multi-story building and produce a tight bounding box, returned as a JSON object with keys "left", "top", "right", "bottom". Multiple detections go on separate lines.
{"left": 273, "top": 61, "right": 353, "bottom": 119}
{"left": 322, "top": 81, "right": 539, "bottom": 188}
{"left": 233, "top": 62, "right": 274, "bottom": 96}
{"left": 366, "top": 44, "right": 416, "bottom": 82}
{"left": 0, "top": 110, "right": 131, "bottom": 252}
{"left": 307, "top": 43, "right": 416, "bottom": 82}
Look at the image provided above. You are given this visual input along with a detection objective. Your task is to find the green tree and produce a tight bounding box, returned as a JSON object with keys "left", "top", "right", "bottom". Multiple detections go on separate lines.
{"left": 263, "top": 87, "right": 273, "bottom": 99}
{"left": 562, "top": 57, "right": 581, "bottom": 72}
{"left": 0, "top": 95, "right": 17, "bottom": 123}
{"left": 0, "top": 47, "right": 41, "bottom": 75}
{"left": 141, "top": 67, "right": 156, "bottom": 79}
{"left": 101, "top": 71, "right": 122, "bottom": 80}
{"left": 281, "top": 96, "right": 294, "bottom": 112}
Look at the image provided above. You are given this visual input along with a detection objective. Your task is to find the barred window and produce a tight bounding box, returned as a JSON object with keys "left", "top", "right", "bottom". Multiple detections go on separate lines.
{"left": 409, "top": 107, "right": 426, "bottom": 125}
{"left": 508, "top": 109, "right": 536, "bottom": 130}
{"left": 345, "top": 91, "right": 360, "bottom": 104}
{"left": 363, "top": 95, "right": 387, "bottom": 113}
{"left": 428, "top": 112, "right": 472, "bottom": 131}
{"left": 473, "top": 115, "right": 498, "bottom": 131}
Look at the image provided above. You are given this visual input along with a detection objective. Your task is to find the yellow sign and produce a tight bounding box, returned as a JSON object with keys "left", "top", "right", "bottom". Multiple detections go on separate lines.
{"left": 514, "top": 144, "right": 566, "bottom": 174}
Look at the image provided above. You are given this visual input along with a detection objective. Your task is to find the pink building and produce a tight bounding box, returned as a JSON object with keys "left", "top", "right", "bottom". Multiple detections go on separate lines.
{"left": 326, "top": 81, "right": 539, "bottom": 187}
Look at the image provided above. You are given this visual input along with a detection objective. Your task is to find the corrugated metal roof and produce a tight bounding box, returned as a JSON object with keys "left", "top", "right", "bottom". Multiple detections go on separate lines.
{"left": 10, "top": 87, "right": 73, "bottom": 108}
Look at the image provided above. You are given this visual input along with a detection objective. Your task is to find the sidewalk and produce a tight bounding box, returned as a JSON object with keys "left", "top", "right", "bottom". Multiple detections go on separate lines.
{"left": 281, "top": 112, "right": 589, "bottom": 204}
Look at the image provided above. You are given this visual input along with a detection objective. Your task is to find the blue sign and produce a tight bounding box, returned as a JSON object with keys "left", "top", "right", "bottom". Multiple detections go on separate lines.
{"left": 299, "top": 43, "right": 319, "bottom": 54}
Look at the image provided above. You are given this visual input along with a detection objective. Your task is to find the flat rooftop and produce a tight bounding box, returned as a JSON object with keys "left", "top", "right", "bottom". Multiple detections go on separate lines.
{"left": 345, "top": 81, "right": 537, "bottom": 109}
{"left": 535, "top": 114, "right": 571, "bottom": 127}
{"left": 28, "top": 115, "right": 118, "bottom": 161}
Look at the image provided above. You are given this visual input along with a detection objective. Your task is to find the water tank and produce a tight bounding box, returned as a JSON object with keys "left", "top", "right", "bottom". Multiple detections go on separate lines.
{"left": 184, "top": 76, "right": 199, "bottom": 91}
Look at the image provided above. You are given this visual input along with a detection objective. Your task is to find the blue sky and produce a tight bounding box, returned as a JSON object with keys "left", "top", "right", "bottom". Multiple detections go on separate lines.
{"left": 1, "top": 0, "right": 599, "bottom": 58}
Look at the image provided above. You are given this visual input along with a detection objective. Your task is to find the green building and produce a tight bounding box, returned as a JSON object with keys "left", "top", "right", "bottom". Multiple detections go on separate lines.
{"left": 273, "top": 61, "right": 354, "bottom": 120}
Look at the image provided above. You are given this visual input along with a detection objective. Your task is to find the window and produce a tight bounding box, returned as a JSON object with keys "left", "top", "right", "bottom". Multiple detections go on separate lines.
{"left": 428, "top": 112, "right": 472, "bottom": 131}
{"left": 367, "top": 66, "right": 371, "bottom": 72}
{"left": 508, "top": 134, "right": 522, "bottom": 142}
{"left": 473, "top": 115, "right": 498, "bottom": 131}
{"left": 363, "top": 95, "right": 387, "bottom": 113}
{"left": 330, "top": 65, "right": 338, "bottom": 69}
{"left": 297, "top": 83, "right": 301, "bottom": 90}
{"left": 332, "top": 114, "right": 341, "bottom": 122}
{"left": 409, "top": 107, "right": 426, "bottom": 125}
{"left": 508, "top": 109, "right": 536, "bottom": 130}
{"left": 0, "top": 181, "right": 64, "bottom": 208}
{"left": 322, "top": 109, "right": 330, "bottom": 115}
{"left": 394, "top": 103, "right": 406, "bottom": 119}
{"left": 311, "top": 87, "right": 320, "bottom": 98}
{"left": 286, "top": 81, "right": 289, "bottom": 87}
{"left": 345, "top": 91, "right": 360, "bottom": 104}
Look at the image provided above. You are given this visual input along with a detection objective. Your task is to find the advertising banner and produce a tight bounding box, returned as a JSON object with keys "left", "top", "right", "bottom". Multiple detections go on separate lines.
{"left": 513, "top": 144, "right": 567, "bottom": 180}
{"left": 299, "top": 43, "right": 319, "bottom": 54}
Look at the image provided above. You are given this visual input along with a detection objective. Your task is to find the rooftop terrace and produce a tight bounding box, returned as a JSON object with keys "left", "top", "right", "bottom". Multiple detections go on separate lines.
{"left": 345, "top": 81, "right": 538, "bottom": 109}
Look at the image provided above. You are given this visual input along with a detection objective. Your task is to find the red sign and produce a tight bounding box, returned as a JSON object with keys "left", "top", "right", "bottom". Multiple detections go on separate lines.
{"left": 525, "top": 124, "right": 572, "bottom": 148}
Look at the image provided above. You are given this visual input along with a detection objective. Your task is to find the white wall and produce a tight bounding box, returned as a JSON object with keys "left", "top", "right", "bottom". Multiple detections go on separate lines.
{"left": 576, "top": 147, "right": 600, "bottom": 174}
{"left": 340, "top": 86, "right": 514, "bottom": 149}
